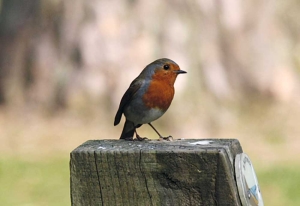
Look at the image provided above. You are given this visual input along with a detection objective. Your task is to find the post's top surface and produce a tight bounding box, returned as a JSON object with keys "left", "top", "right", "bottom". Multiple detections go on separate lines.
{"left": 71, "top": 139, "right": 243, "bottom": 164}
{"left": 72, "top": 139, "right": 241, "bottom": 152}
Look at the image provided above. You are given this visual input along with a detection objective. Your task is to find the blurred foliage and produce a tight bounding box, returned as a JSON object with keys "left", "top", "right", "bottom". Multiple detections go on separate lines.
{"left": 1, "top": 0, "right": 300, "bottom": 205}
{"left": 0, "top": 157, "right": 70, "bottom": 206}
{"left": 258, "top": 165, "right": 300, "bottom": 206}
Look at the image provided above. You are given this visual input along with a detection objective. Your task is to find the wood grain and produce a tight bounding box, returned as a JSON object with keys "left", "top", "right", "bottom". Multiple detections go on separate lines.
{"left": 70, "top": 139, "right": 243, "bottom": 206}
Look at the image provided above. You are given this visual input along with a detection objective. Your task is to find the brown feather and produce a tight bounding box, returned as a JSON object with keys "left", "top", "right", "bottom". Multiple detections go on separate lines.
{"left": 114, "top": 79, "right": 142, "bottom": 125}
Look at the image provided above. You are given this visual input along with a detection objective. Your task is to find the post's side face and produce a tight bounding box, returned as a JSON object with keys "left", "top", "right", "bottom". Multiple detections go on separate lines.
{"left": 70, "top": 139, "right": 243, "bottom": 206}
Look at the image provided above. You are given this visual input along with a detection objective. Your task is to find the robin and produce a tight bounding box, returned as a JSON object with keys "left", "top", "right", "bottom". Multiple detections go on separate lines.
{"left": 114, "top": 58, "right": 187, "bottom": 141}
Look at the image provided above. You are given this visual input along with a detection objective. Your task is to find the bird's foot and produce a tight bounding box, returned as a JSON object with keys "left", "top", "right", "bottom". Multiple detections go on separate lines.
{"left": 134, "top": 134, "right": 148, "bottom": 141}
{"left": 158, "top": 135, "right": 173, "bottom": 141}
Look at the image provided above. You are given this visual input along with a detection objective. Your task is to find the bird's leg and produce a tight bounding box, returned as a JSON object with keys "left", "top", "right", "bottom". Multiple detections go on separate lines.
{"left": 148, "top": 123, "right": 173, "bottom": 141}
{"left": 134, "top": 129, "right": 148, "bottom": 141}
{"left": 148, "top": 123, "right": 163, "bottom": 137}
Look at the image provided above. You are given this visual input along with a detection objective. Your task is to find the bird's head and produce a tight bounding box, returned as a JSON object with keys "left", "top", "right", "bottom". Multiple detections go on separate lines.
{"left": 145, "top": 58, "right": 187, "bottom": 85}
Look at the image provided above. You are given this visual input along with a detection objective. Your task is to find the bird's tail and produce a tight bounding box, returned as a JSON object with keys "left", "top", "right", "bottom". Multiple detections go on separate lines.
{"left": 120, "top": 120, "right": 135, "bottom": 140}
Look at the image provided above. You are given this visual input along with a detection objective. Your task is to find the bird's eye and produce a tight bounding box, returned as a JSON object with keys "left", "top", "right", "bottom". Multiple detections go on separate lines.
{"left": 163, "top": 64, "right": 170, "bottom": 70}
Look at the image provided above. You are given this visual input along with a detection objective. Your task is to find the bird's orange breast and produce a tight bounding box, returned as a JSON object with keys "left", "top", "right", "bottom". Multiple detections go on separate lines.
{"left": 142, "top": 80, "right": 175, "bottom": 111}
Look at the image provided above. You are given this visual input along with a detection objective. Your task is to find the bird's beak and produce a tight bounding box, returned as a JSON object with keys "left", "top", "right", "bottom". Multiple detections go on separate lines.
{"left": 174, "top": 70, "right": 187, "bottom": 74}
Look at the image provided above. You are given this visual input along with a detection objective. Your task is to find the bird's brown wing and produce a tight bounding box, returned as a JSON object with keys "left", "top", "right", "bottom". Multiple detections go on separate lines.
{"left": 114, "top": 79, "right": 142, "bottom": 126}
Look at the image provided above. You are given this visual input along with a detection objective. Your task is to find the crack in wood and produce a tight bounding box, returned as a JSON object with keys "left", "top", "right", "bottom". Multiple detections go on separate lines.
{"left": 113, "top": 151, "right": 125, "bottom": 205}
{"left": 139, "top": 149, "right": 153, "bottom": 206}
{"left": 212, "top": 154, "right": 218, "bottom": 206}
{"left": 93, "top": 151, "right": 104, "bottom": 206}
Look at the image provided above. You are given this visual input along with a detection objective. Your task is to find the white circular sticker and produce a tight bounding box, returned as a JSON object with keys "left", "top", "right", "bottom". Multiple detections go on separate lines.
{"left": 235, "top": 153, "right": 264, "bottom": 206}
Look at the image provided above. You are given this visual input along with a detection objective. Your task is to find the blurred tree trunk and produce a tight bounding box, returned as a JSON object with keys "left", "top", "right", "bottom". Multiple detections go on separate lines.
{"left": 0, "top": 0, "right": 39, "bottom": 106}
{"left": 0, "top": 0, "right": 70, "bottom": 111}
{"left": 0, "top": 0, "right": 299, "bottom": 118}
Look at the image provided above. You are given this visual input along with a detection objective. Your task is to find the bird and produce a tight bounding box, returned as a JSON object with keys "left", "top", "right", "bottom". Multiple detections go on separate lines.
{"left": 114, "top": 58, "right": 186, "bottom": 141}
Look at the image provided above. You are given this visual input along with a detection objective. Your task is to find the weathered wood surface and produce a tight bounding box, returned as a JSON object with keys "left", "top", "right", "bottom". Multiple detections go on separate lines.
{"left": 70, "top": 139, "right": 243, "bottom": 206}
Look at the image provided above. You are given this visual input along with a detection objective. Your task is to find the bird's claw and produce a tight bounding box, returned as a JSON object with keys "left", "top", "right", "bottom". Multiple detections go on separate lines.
{"left": 158, "top": 135, "right": 173, "bottom": 141}
{"left": 135, "top": 135, "right": 148, "bottom": 141}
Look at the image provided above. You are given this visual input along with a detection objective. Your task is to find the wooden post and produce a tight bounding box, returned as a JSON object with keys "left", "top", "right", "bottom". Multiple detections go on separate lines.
{"left": 70, "top": 139, "right": 243, "bottom": 206}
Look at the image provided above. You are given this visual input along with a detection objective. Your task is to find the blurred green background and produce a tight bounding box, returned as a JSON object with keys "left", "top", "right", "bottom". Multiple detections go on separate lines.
{"left": 1, "top": 0, "right": 300, "bottom": 205}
